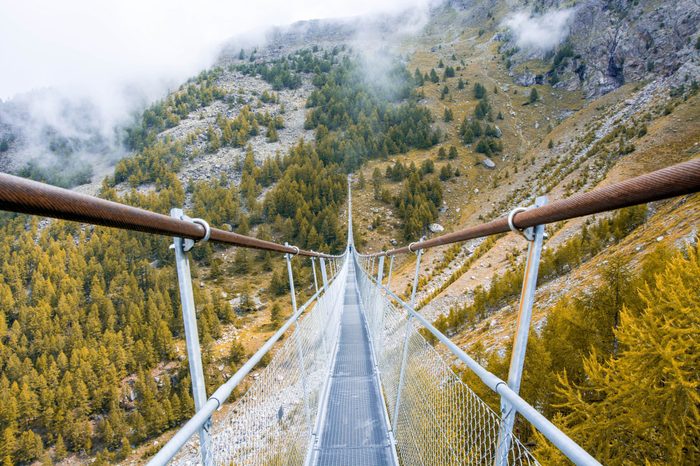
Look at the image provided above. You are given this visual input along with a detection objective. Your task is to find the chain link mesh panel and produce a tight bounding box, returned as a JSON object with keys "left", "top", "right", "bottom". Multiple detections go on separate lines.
{"left": 172, "top": 257, "right": 348, "bottom": 466}
{"left": 355, "top": 255, "right": 539, "bottom": 466}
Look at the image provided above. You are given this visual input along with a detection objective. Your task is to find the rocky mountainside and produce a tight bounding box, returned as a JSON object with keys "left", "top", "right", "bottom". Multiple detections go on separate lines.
{"left": 499, "top": 0, "right": 700, "bottom": 97}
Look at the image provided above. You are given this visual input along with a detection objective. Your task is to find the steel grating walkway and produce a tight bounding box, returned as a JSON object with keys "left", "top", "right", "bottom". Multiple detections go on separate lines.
{"left": 313, "top": 261, "right": 396, "bottom": 466}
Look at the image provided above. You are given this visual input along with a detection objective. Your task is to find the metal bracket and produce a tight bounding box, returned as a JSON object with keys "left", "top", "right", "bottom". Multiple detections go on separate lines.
{"left": 169, "top": 210, "right": 211, "bottom": 252}
{"left": 507, "top": 207, "right": 534, "bottom": 241}
{"left": 408, "top": 235, "right": 426, "bottom": 254}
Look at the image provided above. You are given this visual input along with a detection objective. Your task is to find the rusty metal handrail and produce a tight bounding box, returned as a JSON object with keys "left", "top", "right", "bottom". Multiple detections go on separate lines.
{"left": 366, "top": 158, "right": 700, "bottom": 257}
{"left": 0, "top": 172, "right": 336, "bottom": 258}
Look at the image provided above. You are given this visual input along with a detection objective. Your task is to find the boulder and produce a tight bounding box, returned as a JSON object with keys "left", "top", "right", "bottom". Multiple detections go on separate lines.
{"left": 481, "top": 158, "right": 496, "bottom": 169}
{"left": 429, "top": 223, "right": 445, "bottom": 233}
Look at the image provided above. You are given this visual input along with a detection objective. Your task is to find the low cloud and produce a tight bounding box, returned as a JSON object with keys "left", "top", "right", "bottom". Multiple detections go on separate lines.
{"left": 503, "top": 8, "right": 576, "bottom": 52}
{"left": 0, "top": 0, "right": 434, "bottom": 183}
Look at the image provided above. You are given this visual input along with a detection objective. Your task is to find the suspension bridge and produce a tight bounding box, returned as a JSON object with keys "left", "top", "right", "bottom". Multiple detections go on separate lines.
{"left": 0, "top": 159, "right": 699, "bottom": 465}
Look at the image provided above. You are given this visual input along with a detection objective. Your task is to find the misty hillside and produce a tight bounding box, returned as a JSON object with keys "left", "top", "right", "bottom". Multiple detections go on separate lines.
{"left": 0, "top": 0, "right": 698, "bottom": 465}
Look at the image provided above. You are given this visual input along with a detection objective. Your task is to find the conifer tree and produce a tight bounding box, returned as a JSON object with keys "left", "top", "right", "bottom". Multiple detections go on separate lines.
{"left": 473, "top": 82, "right": 486, "bottom": 99}
{"left": 266, "top": 121, "right": 278, "bottom": 142}
{"left": 207, "top": 125, "right": 220, "bottom": 152}
{"left": 429, "top": 69, "right": 439, "bottom": 83}
{"left": 549, "top": 246, "right": 700, "bottom": 465}
{"left": 529, "top": 87, "right": 539, "bottom": 103}
{"left": 448, "top": 146, "right": 458, "bottom": 159}
{"left": 443, "top": 107, "right": 453, "bottom": 122}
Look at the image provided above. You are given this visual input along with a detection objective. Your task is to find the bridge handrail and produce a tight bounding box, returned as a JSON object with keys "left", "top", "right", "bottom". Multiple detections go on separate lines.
{"left": 146, "top": 261, "right": 346, "bottom": 466}
{"left": 364, "top": 158, "right": 700, "bottom": 257}
{"left": 354, "top": 258, "right": 601, "bottom": 466}
{"left": 0, "top": 172, "right": 339, "bottom": 258}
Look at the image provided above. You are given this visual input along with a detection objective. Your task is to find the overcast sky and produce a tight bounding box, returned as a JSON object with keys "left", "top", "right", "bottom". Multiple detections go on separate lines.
{"left": 0, "top": 0, "right": 431, "bottom": 101}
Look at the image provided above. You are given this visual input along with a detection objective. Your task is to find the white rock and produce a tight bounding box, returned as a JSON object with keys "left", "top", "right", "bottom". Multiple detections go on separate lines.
{"left": 429, "top": 223, "right": 445, "bottom": 233}
{"left": 482, "top": 158, "right": 495, "bottom": 169}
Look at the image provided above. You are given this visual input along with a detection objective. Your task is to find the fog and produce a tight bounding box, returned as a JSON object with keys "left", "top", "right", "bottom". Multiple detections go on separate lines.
{"left": 503, "top": 8, "right": 576, "bottom": 53}
{"left": 0, "top": 0, "right": 432, "bottom": 184}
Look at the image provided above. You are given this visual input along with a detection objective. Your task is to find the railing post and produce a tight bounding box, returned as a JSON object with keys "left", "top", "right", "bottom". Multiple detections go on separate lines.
{"left": 170, "top": 209, "right": 212, "bottom": 466}
{"left": 311, "top": 257, "right": 319, "bottom": 293}
{"left": 285, "top": 244, "right": 313, "bottom": 435}
{"left": 374, "top": 256, "right": 385, "bottom": 340}
{"left": 392, "top": 241, "right": 424, "bottom": 432}
{"left": 495, "top": 196, "right": 547, "bottom": 466}
{"left": 319, "top": 257, "right": 329, "bottom": 290}
{"left": 386, "top": 255, "right": 394, "bottom": 291}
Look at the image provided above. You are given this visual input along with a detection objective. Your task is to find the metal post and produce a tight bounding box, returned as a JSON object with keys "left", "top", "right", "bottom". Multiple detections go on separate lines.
{"left": 285, "top": 245, "right": 313, "bottom": 434}
{"left": 375, "top": 256, "right": 385, "bottom": 340}
{"left": 392, "top": 245, "right": 424, "bottom": 431}
{"left": 170, "top": 209, "right": 211, "bottom": 466}
{"left": 319, "top": 257, "right": 329, "bottom": 290}
{"left": 311, "top": 257, "right": 319, "bottom": 293}
{"left": 386, "top": 255, "right": 394, "bottom": 292}
{"left": 495, "top": 196, "right": 547, "bottom": 466}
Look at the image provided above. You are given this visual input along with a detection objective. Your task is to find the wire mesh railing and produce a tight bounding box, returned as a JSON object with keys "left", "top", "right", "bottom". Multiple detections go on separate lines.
{"left": 171, "top": 255, "right": 348, "bottom": 465}
{"left": 354, "top": 253, "right": 540, "bottom": 466}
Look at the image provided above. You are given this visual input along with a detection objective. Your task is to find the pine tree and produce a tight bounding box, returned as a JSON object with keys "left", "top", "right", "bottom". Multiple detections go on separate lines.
{"left": 117, "top": 436, "right": 131, "bottom": 461}
{"left": 414, "top": 68, "right": 424, "bottom": 86}
{"left": 207, "top": 126, "right": 221, "bottom": 152}
{"left": 473, "top": 82, "right": 486, "bottom": 99}
{"left": 429, "top": 69, "right": 439, "bottom": 83}
{"left": 443, "top": 107, "right": 453, "bottom": 122}
{"left": 448, "top": 146, "right": 458, "bottom": 159}
{"left": 529, "top": 87, "right": 539, "bottom": 103}
{"left": 54, "top": 434, "right": 67, "bottom": 461}
{"left": 270, "top": 303, "right": 282, "bottom": 327}
{"left": 440, "top": 85, "right": 449, "bottom": 100}
{"left": 548, "top": 246, "right": 700, "bottom": 465}
{"left": 0, "top": 427, "right": 16, "bottom": 465}
{"left": 266, "top": 121, "right": 278, "bottom": 142}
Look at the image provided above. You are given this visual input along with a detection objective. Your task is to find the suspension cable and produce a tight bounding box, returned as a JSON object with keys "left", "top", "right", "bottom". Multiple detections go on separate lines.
{"left": 0, "top": 172, "right": 336, "bottom": 258}
{"left": 364, "top": 158, "right": 700, "bottom": 257}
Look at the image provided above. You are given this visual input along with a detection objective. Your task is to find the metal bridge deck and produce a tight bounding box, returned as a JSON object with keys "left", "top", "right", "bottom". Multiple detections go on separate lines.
{"left": 313, "top": 262, "right": 395, "bottom": 466}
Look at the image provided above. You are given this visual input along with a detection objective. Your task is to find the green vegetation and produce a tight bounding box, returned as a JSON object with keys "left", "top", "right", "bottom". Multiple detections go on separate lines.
{"left": 458, "top": 82, "right": 502, "bottom": 155}
{"left": 236, "top": 48, "right": 335, "bottom": 90}
{"left": 395, "top": 171, "right": 443, "bottom": 240}
{"left": 304, "top": 57, "right": 439, "bottom": 172}
{"left": 18, "top": 160, "right": 93, "bottom": 189}
{"left": 529, "top": 87, "right": 539, "bottom": 103}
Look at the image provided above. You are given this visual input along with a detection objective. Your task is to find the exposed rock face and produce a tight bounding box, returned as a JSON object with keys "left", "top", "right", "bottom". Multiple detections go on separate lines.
{"left": 504, "top": 0, "right": 699, "bottom": 97}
